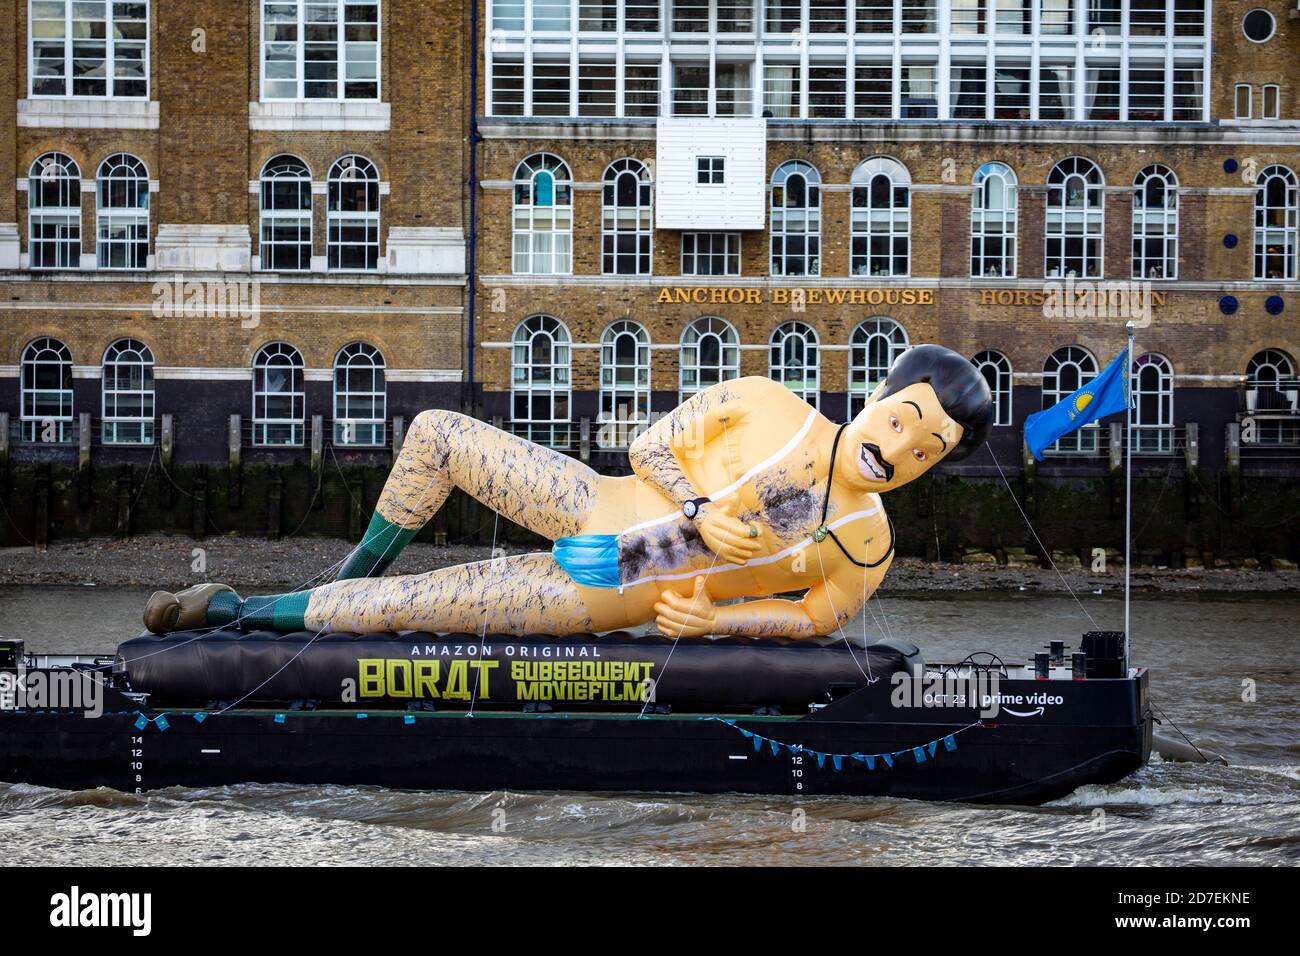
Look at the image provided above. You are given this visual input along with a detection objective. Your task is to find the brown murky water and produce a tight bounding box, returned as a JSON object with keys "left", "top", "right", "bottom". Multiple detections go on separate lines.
{"left": 0, "top": 585, "right": 1296, "bottom": 865}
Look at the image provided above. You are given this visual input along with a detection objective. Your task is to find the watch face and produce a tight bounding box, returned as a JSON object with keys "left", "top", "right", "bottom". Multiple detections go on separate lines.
{"left": 683, "top": 501, "right": 698, "bottom": 518}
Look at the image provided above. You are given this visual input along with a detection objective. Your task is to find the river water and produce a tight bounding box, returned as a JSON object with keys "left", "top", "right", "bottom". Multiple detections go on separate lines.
{"left": 0, "top": 584, "right": 1296, "bottom": 866}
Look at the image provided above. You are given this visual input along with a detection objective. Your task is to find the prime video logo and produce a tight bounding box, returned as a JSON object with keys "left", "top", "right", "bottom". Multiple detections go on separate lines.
{"left": 49, "top": 886, "right": 151, "bottom": 937}
{"left": 890, "top": 671, "right": 1004, "bottom": 719}
{"left": 0, "top": 662, "right": 103, "bottom": 718}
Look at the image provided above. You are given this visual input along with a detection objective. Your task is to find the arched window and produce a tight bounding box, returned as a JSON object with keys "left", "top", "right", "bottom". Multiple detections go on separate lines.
{"left": 251, "top": 342, "right": 305, "bottom": 446}
{"left": 102, "top": 338, "right": 155, "bottom": 445}
{"left": 96, "top": 154, "right": 149, "bottom": 270}
{"left": 333, "top": 342, "right": 386, "bottom": 446}
{"left": 598, "top": 320, "right": 651, "bottom": 448}
{"left": 848, "top": 318, "right": 909, "bottom": 417}
{"left": 1042, "top": 346, "right": 1099, "bottom": 454}
{"left": 28, "top": 153, "right": 81, "bottom": 270}
{"left": 513, "top": 153, "right": 573, "bottom": 275}
{"left": 971, "top": 162, "right": 1017, "bottom": 277}
{"left": 1246, "top": 349, "right": 1299, "bottom": 445}
{"left": 680, "top": 317, "right": 740, "bottom": 400}
{"left": 850, "top": 157, "right": 910, "bottom": 277}
{"left": 328, "top": 155, "right": 380, "bottom": 271}
{"left": 1130, "top": 352, "right": 1174, "bottom": 453}
{"left": 20, "top": 337, "right": 73, "bottom": 443}
{"left": 512, "top": 315, "right": 571, "bottom": 446}
{"left": 259, "top": 155, "right": 313, "bottom": 272}
{"left": 1132, "top": 165, "right": 1178, "bottom": 279}
{"left": 771, "top": 161, "right": 821, "bottom": 277}
{"left": 769, "top": 321, "right": 819, "bottom": 407}
{"left": 1254, "top": 165, "right": 1298, "bottom": 280}
{"left": 601, "top": 159, "right": 652, "bottom": 275}
{"left": 973, "top": 349, "right": 1012, "bottom": 426}
{"left": 1045, "top": 157, "right": 1104, "bottom": 279}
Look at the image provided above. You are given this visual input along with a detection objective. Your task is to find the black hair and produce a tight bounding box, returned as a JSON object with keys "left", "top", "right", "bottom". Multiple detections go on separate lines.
{"left": 873, "top": 344, "right": 992, "bottom": 460}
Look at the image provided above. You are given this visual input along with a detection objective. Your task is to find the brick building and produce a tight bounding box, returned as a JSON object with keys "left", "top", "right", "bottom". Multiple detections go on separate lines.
{"left": 476, "top": 0, "right": 1300, "bottom": 488}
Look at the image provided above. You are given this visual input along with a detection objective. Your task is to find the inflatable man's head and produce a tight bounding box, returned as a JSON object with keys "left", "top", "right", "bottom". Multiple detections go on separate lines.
{"left": 838, "top": 344, "right": 992, "bottom": 493}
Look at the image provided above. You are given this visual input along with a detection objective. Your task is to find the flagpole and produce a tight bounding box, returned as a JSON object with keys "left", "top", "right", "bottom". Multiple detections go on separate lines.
{"left": 1124, "top": 320, "right": 1134, "bottom": 671}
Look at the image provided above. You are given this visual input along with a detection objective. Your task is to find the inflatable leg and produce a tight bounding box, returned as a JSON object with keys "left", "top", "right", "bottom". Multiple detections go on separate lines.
{"left": 218, "top": 553, "right": 603, "bottom": 635}
{"left": 335, "top": 411, "right": 601, "bottom": 580}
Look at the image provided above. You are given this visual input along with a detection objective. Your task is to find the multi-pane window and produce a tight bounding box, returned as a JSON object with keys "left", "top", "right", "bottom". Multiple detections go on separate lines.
{"left": 766, "top": 0, "right": 801, "bottom": 32}
{"left": 672, "top": 61, "right": 752, "bottom": 117}
{"left": 808, "top": 65, "right": 847, "bottom": 118}
{"left": 769, "top": 322, "right": 820, "bottom": 407}
{"left": 252, "top": 342, "right": 306, "bottom": 446}
{"left": 626, "top": 0, "right": 659, "bottom": 30}
{"left": 850, "top": 158, "right": 910, "bottom": 277}
{"left": 971, "top": 162, "right": 1017, "bottom": 278}
{"left": 951, "top": 0, "right": 985, "bottom": 34}
{"left": 680, "top": 317, "right": 740, "bottom": 399}
{"left": 28, "top": 153, "right": 82, "bottom": 270}
{"left": 259, "top": 155, "right": 313, "bottom": 272}
{"left": 625, "top": 64, "right": 660, "bottom": 115}
{"left": 20, "top": 337, "right": 74, "bottom": 443}
{"left": 598, "top": 320, "right": 651, "bottom": 449}
{"left": 1042, "top": 346, "right": 1098, "bottom": 454}
{"left": 771, "top": 161, "right": 821, "bottom": 277}
{"left": 681, "top": 233, "right": 741, "bottom": 275}
{"left": 533, "top": 0, "right": 570, "bottom": 30}
{"left": 1172, "top": 66, "right": 1203, "bottom": 120}
{"left": 1040, "top": 0, "right": 1073, "bottom": 33}
{"left": 849, "top": 318, "right": 909, "bottom": 418}
{"left": 102, "top": 338, "right": 154, "bottom": 444}
{"left": 96, "top": 154, "right": 149, "bottom": 270}
{"left": 29, "top": 0, "right": 148, "bottom": 97}
{"left": 901, "top": 0, "right": 937, "bottom": 32}
{"left": 900, "top": 63, "right": 937, "bottom": 118}
{"left": 951, "top": 64, "right": 986, "bottom": 119}
{"left": 973, "top": 350, "right": 1012, "bottom": 426}
{"left": 513, "top": 153, "right": 573, "bottom": 275}
{"left": 994, "top": 65, "right": 1030, "bottom": 119}
{"left": 854, "top": 63, "right": 892, "bottom": 118}
{"left": 1130, "top": 353, "right": 1174, "bottom": 454}
{"left": 1245, "top": 350, "right": 1299, "bottom": 445}
{"left": 261, "top": 1, "right": 380, "bottom": 100}
{"left": 1085, "top": 65, "right": 1120, "bottom": 120}
{"left": 1127, "top": 66, "right": 1164, "bottom": 122}
{"left": 1129, "top": 0, "right": 1165, "bottom": 35}
{"left": 1045, "top": 157, "right": 1104, "bottom": 279}
{"left": 579, "top": 60, "right": 617, "bottom": 116}
{"left": 764, "top": 64, "right": 800, "bottom": 118}
{"left": 602, "top": 159, "right": 653, "bottom": 275}
{"left": 809, "top": 0, "right": 848, "bottom": 32}
{"left": 1088, "top": 0, "right": 1120, "bottom": 35}
{"left": 333, "top": 342, "right": 386, "bottom": 446}
{"left": 1038, "top": 63, "right": 1074, "bottom": 119}
{"left": 491, "top": 59, "right": 525, "bottom": 115}
{"left": 492, "top": 0, "right": 524, "bottom": 30}
{"left": 856, "top": 0, "right": 892, "bottom": 32}
{"left": 579, "top": 0, "right": 618, "bottom": 31}
{"left": 1255, "top": 165, "right": 1298, "bottom": 281}
{"left": 1132, "top": 165, "right": 1178, "bottom": 280}
{"left": 512, "top": 315, "right": 572, "bottom": 447}
{"left": 327, "top": 155, "right": 380, "bottom": 271}
{"left": 1173, "top": 0, "right": 1203, "bottom": 35}
{"left": 532, "top": 60, "right": 571, "bottom": 115}
{"left": 995, "top": 0, "right": 1032, "bottom": 33}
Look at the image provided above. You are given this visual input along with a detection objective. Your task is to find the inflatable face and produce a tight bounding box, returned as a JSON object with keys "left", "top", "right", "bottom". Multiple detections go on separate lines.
{"left": 835, "top": 382, "right": 963, "bottom": 493}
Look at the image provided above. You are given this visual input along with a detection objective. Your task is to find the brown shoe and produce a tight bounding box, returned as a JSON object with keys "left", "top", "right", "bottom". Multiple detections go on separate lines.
{"left": 143, "top": 583, "right": 236, "bottom": 634}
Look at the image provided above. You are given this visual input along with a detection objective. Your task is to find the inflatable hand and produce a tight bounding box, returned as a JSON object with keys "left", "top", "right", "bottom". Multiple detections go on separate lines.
{"left": 698, "top": 498, "right": 762, "bottom": 566}
{"left": 653, "top": 577, "right": 717, "bottom": 637}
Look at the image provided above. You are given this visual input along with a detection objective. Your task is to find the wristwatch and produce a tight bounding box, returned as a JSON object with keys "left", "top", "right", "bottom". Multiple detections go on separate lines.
{"left": 682, "top": 497, "right": 711, "bottom": 520}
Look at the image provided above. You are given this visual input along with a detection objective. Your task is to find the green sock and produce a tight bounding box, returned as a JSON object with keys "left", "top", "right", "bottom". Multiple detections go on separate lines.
{"left": 336, "top": 513, "right": 418, "bottom": 580}
{"left": 212, "top": 591, "right": 311, "bottom": 632}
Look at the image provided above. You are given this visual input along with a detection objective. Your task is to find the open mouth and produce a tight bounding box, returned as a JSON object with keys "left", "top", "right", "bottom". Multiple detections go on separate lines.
{"left": 858, "top": 442, "right": 895, "bottom": 483}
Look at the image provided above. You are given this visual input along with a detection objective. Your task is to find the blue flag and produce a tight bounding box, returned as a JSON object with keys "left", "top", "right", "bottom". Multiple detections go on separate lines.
{"left": 1024, "top": 349, "right": 1130, "bottom": 461}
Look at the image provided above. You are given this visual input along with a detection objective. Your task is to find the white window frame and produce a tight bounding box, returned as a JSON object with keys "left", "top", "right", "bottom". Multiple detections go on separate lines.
{"left": 1235, "top": 83, "right": 1254, "bottom": 120}
{"left": 850, "top": 157, "right": 911, "bottom": 278}
{"left": 598, "top": 319, "right": 651, "bottom": 449}
{"left": 1255, "top": 165, "right": 1298, "bottom": 281}
{"left": 1245, "top": 349, "right": 1299, "bottom": 444}
{"left": 1130, "top": 352, "right": 1174, "bottom": 454}
{"left": 27, "top": 152, "right": 82, "bottom": 271}
{"left": 333, "top": 341, "right": 386, "bottom": 446}
{"left": 680, "top": 316, "right": 740, "bottom": 401}
{"left": 260, "top": 0, "right": 381, "bottom": 101}
{"left": 327, "top": 154, "right": 380, "bottom": 272}
{"left": 259, "top": 154, "right": 313, "bottom": 272}
{"left": 1262, "top": 84, "right": 1280, "bottom": 121}
{"left": 1042, "top": 345, "right": 1099, "bottom": 454}
{"left": 96, "top": 153, "right": 149, "bottom": 271}
{"left": 251, "top": 341, "right": 306, "bottom": 447}
{"left": 511, "top": 314, "right": 572, "bottom": 447}
{"left": 601, "top": 158, "right": 653, "bottom": 276}
{"left": 681, "top": 232, "right": 741, "bottom": 276}
{"left": 28, "top": 0, "right": 150, "bottom": 99}
{"left": 513, "top": 153, "right": 573, "bottom": 275}
{"left": 769, "top": 321, "right": 820, "bottom": 407}
{"left": 20, "top": 336, "right": 74, "bottom": 443}
{"left": 1132, "top": 164, "right": 1178, "bottom": 280}
{"left": 102, "top": 338, "right": 155, "bottom": 445}
{"left": 1045, "top": 156, "right": 1104, "bottom": 279}
{"left": 973, "top": 349, "right": 1012, "bottom": 427}
{"left": 971, "top": 161, "right": 1017, "bottom": 278}
{"left": 849, "top": 317, "right": 909, "bottom": 418}
{"left": 771, "top": 161, "right": 821, "bottom": 277}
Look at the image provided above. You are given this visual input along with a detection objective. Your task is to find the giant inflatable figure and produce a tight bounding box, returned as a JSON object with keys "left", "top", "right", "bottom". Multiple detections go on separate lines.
{"left": 144, "top": 344, "right": 991, "bottom": 639}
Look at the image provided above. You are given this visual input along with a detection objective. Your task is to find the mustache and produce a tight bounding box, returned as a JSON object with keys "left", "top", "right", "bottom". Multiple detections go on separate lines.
{"left": 860, "top": 442, "right": 895, "bottom": 482}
